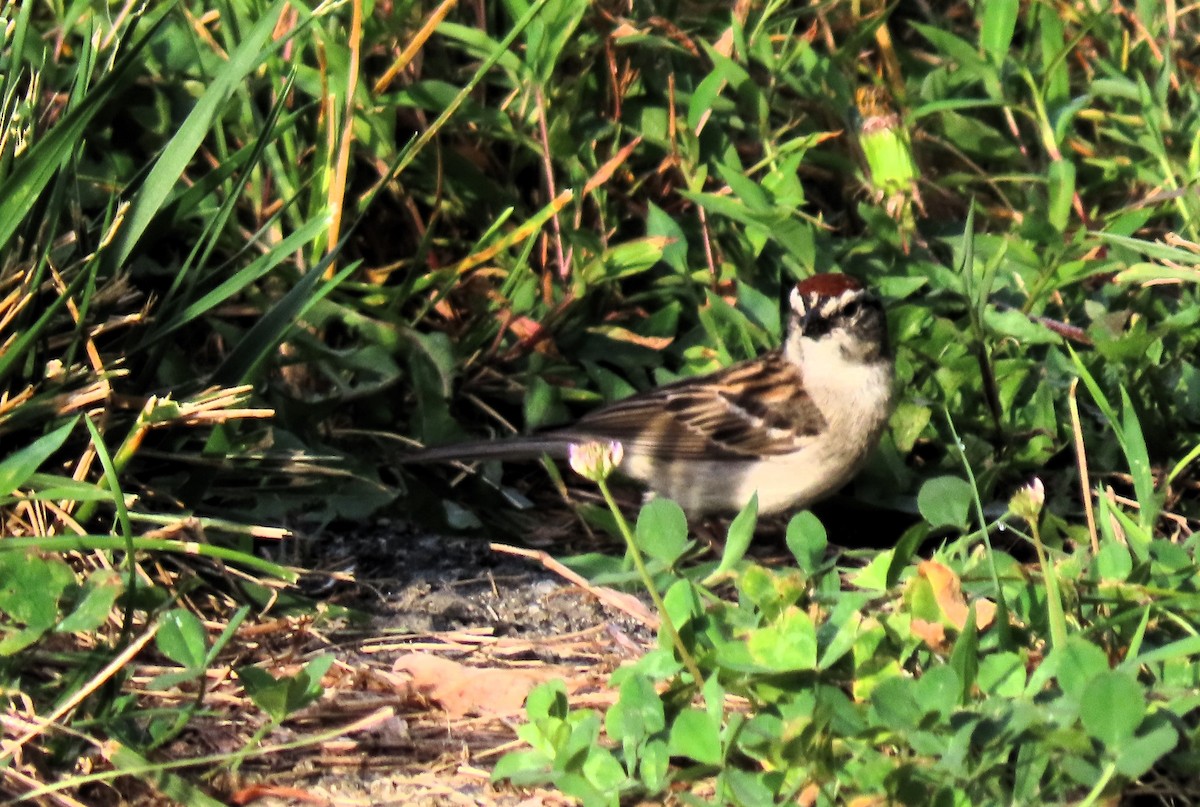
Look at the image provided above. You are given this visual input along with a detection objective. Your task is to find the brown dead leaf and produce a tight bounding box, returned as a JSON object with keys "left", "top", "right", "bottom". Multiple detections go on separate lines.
{"left": 587, "top": 324, "right": 674, "bottom": 351}
{"left": 918, "top": 560, "right": 997, "bottom": 631}
{"left": 509, "top": 315, "right": 559, "bottom": 356}
{"left": 392, "top": 653, "right": 574, "bottom": 718}
{"left": 582, "top": 137, "right": 644, "bottom": 195}
{"left": 910, "top": 617, "right": 950, "bottom": 654}
{"left": 230, "top": 784, "right": 329, "bottom": 805}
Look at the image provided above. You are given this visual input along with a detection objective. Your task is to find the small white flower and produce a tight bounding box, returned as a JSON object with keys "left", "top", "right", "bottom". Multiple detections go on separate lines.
{"left": 568, "top": 440, "right": 624, "bottom": 482}
{"left": 1009, "top": 477, "right": 1045, "bottom": 524}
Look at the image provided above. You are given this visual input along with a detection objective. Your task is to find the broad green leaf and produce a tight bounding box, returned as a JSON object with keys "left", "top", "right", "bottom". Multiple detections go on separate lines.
{"left": 639, "top": 737, "right": 670, "bottom": 793}
{"left": 917, "top": 476, "right": 973, "bottom": 529}
{"left": 977, "top": 651, "right": 1026, "bottom": 697}
{"left": 55, "top": 569, "right": 123, "bottom": 634}
{"left": 581, "top": 746, "right": 627, "bottom": 793}
{"left": 744, "top": 607, "right": 817, "bottom": 671}
{"left": 238, "top": 654, "right": 333, "bottom": 722}
{"left": 984, "top": 308, "right": 1060, "bottom": 344}
{"left": 525, "top": 680, "right": 569, "bottom": 722}
{"left": 668, "top": 708, "right": 722, "bottom": 765}
{"left": 491, "top": 749, "right": 553, "bottom": 786}
{"left": 1080, "top": 670, "right": 1145, "bottom": 746}
{"left": 0, "top": 552, "right": 74, "bottom": 654}
{"left": 646, "top": 202, "right": 688, "bottom": 273}
{"left": 713, "top": 494, "right": 757, "bottom": 575}
{"left": 913, "top": 665, "right": 963, "bottom": 721}
{"left": 849, "top": 549, "right": 894, "bottom": 591}
{"left": 594, "top": 237, "right": 669, "bottom": 280}
{"left": 887, "top": 523, "right": 930, "bottom": 588}
{"left": 237, "top": 666, "right": 291, "bottom": 722}
{"left": 522, "top": 376, "right": 560, "bottom": 434}
{"left": 871, "top": 676, "right": 922, "bottom": 731}
{"left": 980, "top": 0, "right": 1019, "bottom": 64}
{"left": 636, "top": 498, "right": 689, "bottom": 565}
{"left": 785, "top": 510, "right": 827, "bottom": 574}
{"left": 156, "top": 608, "right": 210, "bottom": 670}
{"left": 605, "top": 673, "right": 664, "bottom": 746}
{"left": 0, "top": 552, "right": 73, "bottom": 630}
{"left": 661, "top": 579, "right": 704, "bottom": 631}
{"left": 1094, "top": 540, "right": 1132, "bottom": 581}
{"left": 687, "top": 67, "right": 728, "bottom": 130}
{"left": 911, "top": 23, "right": 987, "bottom": 71}
{"left": 721, "top": 768, "right": 776, "bottom": 805}
{"left": 1049, "top": 637, "right": 1109, "bottom": 700}
{"left": 891, "top": 401, "right": 933, "bottom": 453}
{"left": 1115, "top": 721, "right": 1179, "bottom": 778}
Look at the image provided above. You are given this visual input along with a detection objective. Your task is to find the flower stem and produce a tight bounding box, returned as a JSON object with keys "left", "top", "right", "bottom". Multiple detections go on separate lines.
{"left": 1029, "top": 518, "right": 1069, "bottom": 649}
{"left": 597, "top": 479, "right": 706, "bottom": 692}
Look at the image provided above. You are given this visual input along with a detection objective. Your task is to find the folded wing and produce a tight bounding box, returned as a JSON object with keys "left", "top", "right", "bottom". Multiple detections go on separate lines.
{"left": 560, "top": 351, "right": 826, "bottom": 459}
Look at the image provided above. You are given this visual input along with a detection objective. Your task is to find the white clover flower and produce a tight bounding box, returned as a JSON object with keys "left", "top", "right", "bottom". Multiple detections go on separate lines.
{"left": 568, "top": 440, "right": 624, "bottom": 482}
{"left": 1009, "top": 477, "right": 1045, "bottom": 524}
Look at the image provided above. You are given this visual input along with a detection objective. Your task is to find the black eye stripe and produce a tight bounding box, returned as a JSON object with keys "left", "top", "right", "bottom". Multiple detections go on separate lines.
{"left": 793, "top": 290, "right": 879, "bottom": 337}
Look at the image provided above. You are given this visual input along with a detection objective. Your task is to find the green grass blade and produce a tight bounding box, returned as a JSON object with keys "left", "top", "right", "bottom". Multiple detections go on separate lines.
{"left": 105, "top": 0, "right": 288, "bottom": 272}
{"left": 1070, "top": 347, "right": 1160, "bottom": 528}
{"left": 157, "top": 71, "right": 302, "bottom": 319}
{"left": 1118, "top": 388, "right": 1159, "bottom": 530}
{"left": 0, "top": 0, "right": 34, "bottom": 141}
{"left": 0, "top": 418, "right": 79, "bottom": 498}
{"left": 211, "top": 255, "right": 357, "bottom": 386}
{"left": 0, "top": 5, "right": 174, "bottom": 254}
{"left": 154, "top": 215, "right": 327, "bottom": 342}
{"left": 980, "top": 0, "right": 1019, "bottom": 65}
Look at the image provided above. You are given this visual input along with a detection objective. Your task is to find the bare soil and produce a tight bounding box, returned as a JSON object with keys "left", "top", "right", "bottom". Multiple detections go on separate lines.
{"left": 223, "top": 519, "right": 654, "bottom": 807}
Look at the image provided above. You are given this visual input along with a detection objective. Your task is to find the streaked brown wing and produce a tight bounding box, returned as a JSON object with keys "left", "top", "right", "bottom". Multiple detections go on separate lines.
{"left": 560, "top": 352, "right": 826, "bottom": 459}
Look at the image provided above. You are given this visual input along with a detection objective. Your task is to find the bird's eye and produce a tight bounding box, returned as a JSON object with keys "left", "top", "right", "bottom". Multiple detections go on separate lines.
{"left": 841, "top": 300, "right": 861, "bottom": 318}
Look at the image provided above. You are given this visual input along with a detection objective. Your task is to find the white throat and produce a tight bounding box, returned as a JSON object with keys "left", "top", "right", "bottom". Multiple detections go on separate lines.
{"left": 791, "top": 330, "right": 894, "bottom": 452}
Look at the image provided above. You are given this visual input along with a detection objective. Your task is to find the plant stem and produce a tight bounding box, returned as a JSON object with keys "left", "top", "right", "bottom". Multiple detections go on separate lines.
{"left": 1030, "top": 517, "right": 1069, "bottom": 649}
{"left": 596, "top": 480, "right": 706, "bottom": 692}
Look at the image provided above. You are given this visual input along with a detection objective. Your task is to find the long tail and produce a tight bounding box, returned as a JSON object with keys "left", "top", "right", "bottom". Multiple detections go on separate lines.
{"left": 397, "top": 434, "right": 575, "bottom": 464}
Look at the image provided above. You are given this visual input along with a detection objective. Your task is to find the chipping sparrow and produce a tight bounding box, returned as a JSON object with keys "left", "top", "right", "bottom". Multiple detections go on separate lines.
{"left": 404, "top": 273, "right": 894, "bottom": 516}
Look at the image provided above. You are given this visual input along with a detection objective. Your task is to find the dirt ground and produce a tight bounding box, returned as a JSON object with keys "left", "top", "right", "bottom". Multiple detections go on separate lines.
{"left": 107, "top": 491, "right": 901, "bottom": 806}
{"left": 216, "top": 491, "right": 907, "bottom": 807}
{"left": 225, "top": 519, "right": 656, "bottom": 807}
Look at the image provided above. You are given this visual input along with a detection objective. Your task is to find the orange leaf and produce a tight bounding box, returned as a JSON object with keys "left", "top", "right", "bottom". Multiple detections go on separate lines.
{"left": 917, "top": 560, "right": 996, "bottom": 631}
{"left": 230, "top": 785, "right": 328, "bottom": 805}
{"left": 911, "top": 617, "right": 950, "bottom": 654}
{"left": 588, "top": 324, "right": 674, "bottom": 351}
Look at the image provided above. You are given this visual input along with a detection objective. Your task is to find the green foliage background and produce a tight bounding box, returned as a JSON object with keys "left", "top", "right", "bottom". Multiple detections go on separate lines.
{"left": 1, "top": 0, "right": 1199, "bottom": 803}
